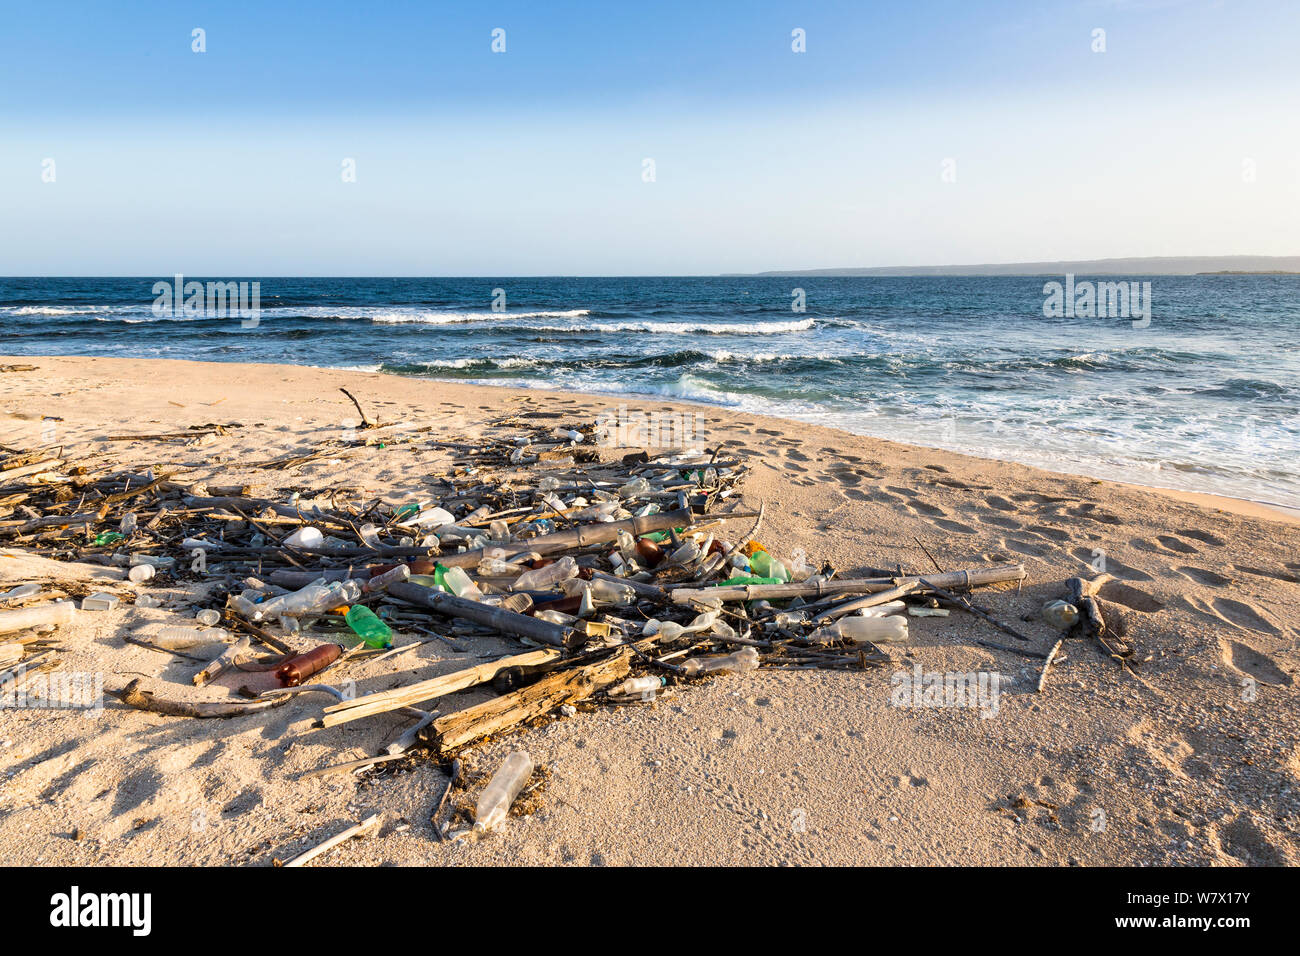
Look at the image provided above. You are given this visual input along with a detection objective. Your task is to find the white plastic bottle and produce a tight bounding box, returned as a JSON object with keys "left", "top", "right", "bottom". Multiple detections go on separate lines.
{"left": 474, "top": 751, "right": 534, "bottom": 833}
{"left": 832, "top": 615, "right": 909, "bottom": 644}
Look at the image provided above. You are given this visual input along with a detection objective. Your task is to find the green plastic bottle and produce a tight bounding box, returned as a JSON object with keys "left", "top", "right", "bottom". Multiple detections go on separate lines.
{"left": 714, "top": 575, "right": 784, "bottom": 587}
{"left": 345, "top": 605, "right": 393, "bottom": 648}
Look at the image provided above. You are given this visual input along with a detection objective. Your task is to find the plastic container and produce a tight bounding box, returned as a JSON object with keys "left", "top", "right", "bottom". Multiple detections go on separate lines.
{"left": 1042, "top": 600, "right": 1080, "bottom": 629}
{"left": 832, "top": 615, "right": 909, "bottom": 644}
{"left": 195, "top": 608, "right": 221, "bottom": 626}
{"left": 364, "top": 564, "right": 410, "bottom": 593}
{"left": 608, "top": 675, "right": 665, "bottom": 698}
{"left": 345, "top": 605, "right": 393, "bottom": 648}
{"left": 442, "top": 566, "right": 485, "bottom": 601}
{"left": 474, "top": 751, "right": 534, "bottom": 832}
{"left": 275, "top": 643, "right": 343, "bottom": 687}
{"left": 282, "top": 527, "right": 323, "bottom": 549}
{"left": 681, "top": 646, "right": 760, "bottom": 677}
{"left": 128, "top": 564, "right": 155, "bottom": 583}
{"left": 511, "top": 556, "right": 578, "bottom": 592}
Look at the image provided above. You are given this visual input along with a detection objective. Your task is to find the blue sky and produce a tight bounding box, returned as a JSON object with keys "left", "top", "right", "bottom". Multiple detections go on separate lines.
{"left": 2, "top": 0, "right": 1298, "bottom": 274}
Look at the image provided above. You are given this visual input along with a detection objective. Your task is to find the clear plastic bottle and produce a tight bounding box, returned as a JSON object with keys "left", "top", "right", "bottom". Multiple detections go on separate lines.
{"left": 511, "top": 556, "right": 578, "bottom": 591}
{"left": 364, "top": 564, "right": 410, "bottom": 592}
{"left": 442, "top": 566, "right": 485, "bottom": 601}
{"left": 832, "top": 615, "right": 909, "bottom": 644}
{"left": 608, "top": 675, "right": 666, "bottom": 697}
{"left": 119, "top": 512, "right": 138, "bottom": 535}
{"left": 259, "top": 579, "right": 360, "bottom": 619}
{"left": 681, "top": 646, "right": 760, "bottom": 677}
{"left": 618, "top": 477, "right": 651, "bottom": 499}
{"left": 474, "top": 751, "right": 534, "bottom": 833}
{"left": 156, "top": 625, "right": 229, "bottom": 648}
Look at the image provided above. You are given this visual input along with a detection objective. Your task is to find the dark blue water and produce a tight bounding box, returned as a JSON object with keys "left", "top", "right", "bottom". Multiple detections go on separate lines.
{"left": 2, "top": 275, "right": 1297, "bottom": 507}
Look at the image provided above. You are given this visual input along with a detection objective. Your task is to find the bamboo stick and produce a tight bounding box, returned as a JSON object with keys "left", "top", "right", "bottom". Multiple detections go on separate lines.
{"left": 279, "top": 814, "right": 381, "bottom": 867}
{"left": 671, "top": 563, "right": 1027, "bottom": 604}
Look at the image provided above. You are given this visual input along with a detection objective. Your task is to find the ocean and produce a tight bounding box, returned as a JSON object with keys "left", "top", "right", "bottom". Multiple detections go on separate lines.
{"left": 2, "top": 275, "right": 1297, "bottom": 509}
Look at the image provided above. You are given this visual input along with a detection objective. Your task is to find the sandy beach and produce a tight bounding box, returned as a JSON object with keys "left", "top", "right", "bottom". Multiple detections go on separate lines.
{"left": 1, "top": 355, "right": 1296, "bottom": 867}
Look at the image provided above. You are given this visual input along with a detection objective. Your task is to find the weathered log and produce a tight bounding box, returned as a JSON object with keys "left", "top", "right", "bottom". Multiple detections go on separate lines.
{"left": 672, "top": 563, "right": 1027, "bottom": 604}
{"left": 810, "top": 582, "right": 919, "bottom": 623}
{"left": 319, "top": 646, "right": 563, "bottom": 728}
{"left": 279, "top": 813, "right": 381, "bottom": 867}
{"left": 429, "top": 649, "right": 631, "bottom": 754}
{"left": 386, "top": 582, "right": 575, "bottom": 648}
{"left": 111, "top": 678, "right": 291, "bottom": 718}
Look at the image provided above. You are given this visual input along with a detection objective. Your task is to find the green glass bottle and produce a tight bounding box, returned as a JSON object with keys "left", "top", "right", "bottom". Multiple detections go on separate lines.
{"left": 345, "top": 605, "right": 393, "bottom": 648}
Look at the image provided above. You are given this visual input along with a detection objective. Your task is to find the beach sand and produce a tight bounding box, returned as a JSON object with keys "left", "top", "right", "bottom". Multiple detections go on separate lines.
{"left": 1, "top": 355, "right": 1296, "bottom": 866}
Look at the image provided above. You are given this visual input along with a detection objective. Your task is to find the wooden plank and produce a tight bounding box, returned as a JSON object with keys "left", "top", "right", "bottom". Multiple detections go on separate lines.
{"left": 319, "top": 646, "right": 563, "bottom": 727}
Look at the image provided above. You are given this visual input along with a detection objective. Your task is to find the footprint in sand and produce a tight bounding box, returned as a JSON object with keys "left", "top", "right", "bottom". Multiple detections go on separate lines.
{"left": 1026, "top": 524, "right": 1072, "bottom": 542}
{"left": 1220, "top": 639, "right": 1292, "bottom": 686}
{"left": 905, "top": 498, "right": 947, "bottom": 517}
{"left": 1097, "top": 579, "right": 1165, "bottom": 613}
{"left": 1174, "top": 566, "right": 1234, "bottom": 587}
{"left": 1069, "top": 546, "right": 1155, "bottom": 582}
{"left": 1156, "top": 534, "right": 1200, "bottom": 554}
{"left": 985, "top": 495, "right": 1017, "bottom": 512}
{"left": 1176, "top": 528, "right": 1226, "bottom": 547}
{"left": 1186, "top": 594, "right": 1283, "bottom": 635}
{"left": 933, "top": 518, "right": 977, "bottom": 534}
{"left": 1209, "top": 597, "right": 1281, "bottom": 635}
{"left": 786, "top": 449, "right": 810, "bottom": 462}
{"left": 1212, "top": 813, "right": 1292, "bottom": 866}
{"left": 1233, "top": 564, "right": 1300, "bottom": 584}
{"left": 982, "top": 513, "right": 1024, "bottom": 531}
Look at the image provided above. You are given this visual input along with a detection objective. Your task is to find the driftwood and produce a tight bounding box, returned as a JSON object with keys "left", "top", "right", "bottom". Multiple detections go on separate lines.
{"left": 437, "top": 508, "right": 697, "bottom": 569}
{"left": 672, "top": 564, "right": 1027, "bottom": 604}
{"left": 429, "top": 649, "right": 632, "bottom": 754}
{"left": 279, "top": 813, "right": 382, "bottom": 867}
{"left": 320, "top": 646, "right": 563, "bottom": 728}
{"left": 387, "top": 582, "right": 575, "bottom": 648}
{"left": 431, "top": 758, "right": 462, "bottom": 842}
{"left": 810, "top": 582, "right": 919, "bottom": 623}
{"left": 111, "top": 678, "right": 292, "bottom": 718}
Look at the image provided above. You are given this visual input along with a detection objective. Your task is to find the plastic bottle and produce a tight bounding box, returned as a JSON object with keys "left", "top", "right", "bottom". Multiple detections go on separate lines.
{"left": 364, "top": 564, "right": 410, "bottom": 593}
{"left": 588, "top": 578, "right": 636, "bottom": 606}
{"left": 511, "top": 556, "right": 578, "bottom": 592}
{"left": 608, "top": 675, "right": 666, "bottom": 698}
{"left": 748, "top": 550, "right": 789, "bottom": 582}
{"left": 832, "top": 615, "right": 909, "bottom": 644}
{"left": 282, "top": 527, "right": 323, "bottom": 549}
{"left": 128, "top": 564, "right": 155, "bottom": 583}
{"left": 474, "top": 751, "right": 534, "bottom": 833}
{"left": 681, "top": 646, "right": 760, "bottom": 677}
{"left": 259, "top": 579, "right": 360, "bottom": 619}
{"left": 155, "top": 626, "right": 229, "bottom": 648}
{"left": 345, "top": 605, "right": 393, "bottom": 648}
{"left": 275, "top": 643, "right": 343, "bottom": 687}
{"left": 442, "top": 566, "right": 485, "bottom": 601}
{"left": 1042, "top": 600, "right": 1079, "bottom": 629}
{"left": 618, "top": 477, "right": 652, "bottom": 499}
{"left": 119, "top": 512, "right": 138, "bottom": 535}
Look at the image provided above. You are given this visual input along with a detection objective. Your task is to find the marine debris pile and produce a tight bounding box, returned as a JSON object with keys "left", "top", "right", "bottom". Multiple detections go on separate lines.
{"left": 0, "top": 399, "right": 1040, "bottom": 846}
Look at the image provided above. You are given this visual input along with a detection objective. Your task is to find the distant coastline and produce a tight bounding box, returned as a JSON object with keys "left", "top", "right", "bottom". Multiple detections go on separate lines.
{"left": 737, "top": 255, "right": 1300, "bottom": 277}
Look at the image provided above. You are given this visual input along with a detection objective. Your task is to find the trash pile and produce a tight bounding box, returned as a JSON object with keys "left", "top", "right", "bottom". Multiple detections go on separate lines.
{"left": 1, "top": 402, "right": 1032, "bottom": 847}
